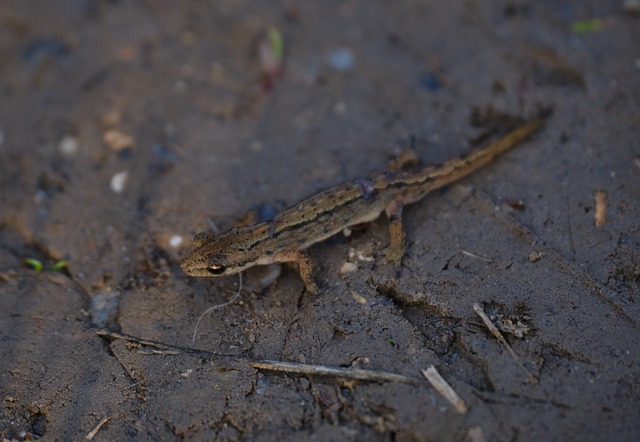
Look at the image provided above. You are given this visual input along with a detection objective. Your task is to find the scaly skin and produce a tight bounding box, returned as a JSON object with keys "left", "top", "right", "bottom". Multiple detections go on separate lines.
{"left": 181, "top": 113, "right": 548, "bottom": 294}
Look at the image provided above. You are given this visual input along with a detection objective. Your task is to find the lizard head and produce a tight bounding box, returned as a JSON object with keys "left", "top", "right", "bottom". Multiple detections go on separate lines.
{"left": 180, "top": 229, "right": 256, "bottom": 278}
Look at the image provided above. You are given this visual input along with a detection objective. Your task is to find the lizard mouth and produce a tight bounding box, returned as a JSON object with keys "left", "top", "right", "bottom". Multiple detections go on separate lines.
{"left": 179, "top": 253, "right": 202, "bottom": 275}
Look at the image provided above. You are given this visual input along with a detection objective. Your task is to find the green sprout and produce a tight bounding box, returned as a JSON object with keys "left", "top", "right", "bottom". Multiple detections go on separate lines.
{"left": 571, "top": 19, "right": 603, "bottom": 34}
{"left": 24, "top": 258, "right": 43, "bottom": 272}
{"left": 267, "top": 26, "right": 283, "bottom": 61}
{"left": 52, "top": 260, "right": 68, "bottom": 271}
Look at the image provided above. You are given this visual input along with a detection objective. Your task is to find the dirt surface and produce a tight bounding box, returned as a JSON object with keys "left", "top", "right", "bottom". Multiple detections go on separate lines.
{"left": 1, "top": 1, "right": 639, "bottom": 441}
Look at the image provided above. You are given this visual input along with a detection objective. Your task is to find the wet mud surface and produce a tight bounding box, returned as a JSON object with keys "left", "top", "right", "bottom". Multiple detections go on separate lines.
{"left": 1, "top": 1, "right": 639, "bottom": 440}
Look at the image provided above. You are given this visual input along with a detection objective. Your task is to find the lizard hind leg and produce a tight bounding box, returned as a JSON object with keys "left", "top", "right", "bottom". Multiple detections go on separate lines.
{"left": 383, "top": 198, "right": 406, "bottom": 270}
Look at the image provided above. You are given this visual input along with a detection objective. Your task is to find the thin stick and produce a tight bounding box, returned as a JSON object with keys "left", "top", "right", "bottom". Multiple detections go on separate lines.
{"left": 250, "top": 360, "right": 413, "bottom": 384}
{"left": 84, "top": 416, "right": 112, "bottom": 441}
{"left": 461, "top": 250, "right": 492, "bottom": 262}
{"left": 97, "top": 329, "right": 414, "bottom": 385}
{"left": 96, "top": 330, "right": 176, "bottom": 351}
{"left": 594, "top": 190, "right": 607, "bottom": 227}
{"left": 192, "top": 273, "right": 242, "bottom": 342}
{"left": 421, "top": 366, "right": 468, "bottom": 414}
{"left": 473, "top": 303, "right": 539, "bottom": 384}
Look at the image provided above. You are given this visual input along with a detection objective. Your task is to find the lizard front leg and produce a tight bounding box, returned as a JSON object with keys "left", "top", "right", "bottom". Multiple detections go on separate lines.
{"left": 384, "top": 198, "right": 406, "bottom": 270}
{"left": 387, "top": 149, "right": 420, "bottom": 172}
{"left": 274, "top": 249, "right": 319, "bottom": 295}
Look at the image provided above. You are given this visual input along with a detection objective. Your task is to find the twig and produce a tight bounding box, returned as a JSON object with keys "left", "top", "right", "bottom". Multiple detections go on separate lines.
{"left": 473, "top": 303, "right": 539, "bottom": 384}
{"left": 461, "top": 250, "right": 492, "bottom": 262}
{"left": 594, "top": 190, "right": 607, "bottom": 227}
{"left": 84, "top": 416, "right": 111, "bottom": 440}
{"left": 250, "top": 360, "right": 413, "bottom": 384}
{"left": 97, "top": 330, "right": 413, "bottom": 384}
{"left": 97, "top": 330, "right": 177, "bottom": 352}
{"left": 421, "top": 366, "right": 468, "bottom": 414}
{"left": 137, "top": 349, "right": 180, "bottom": 356}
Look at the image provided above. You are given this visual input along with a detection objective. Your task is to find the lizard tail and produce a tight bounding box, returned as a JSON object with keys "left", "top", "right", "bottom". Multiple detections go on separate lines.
{"left": 415, "top": 110, "right": 550, "bottom": 192}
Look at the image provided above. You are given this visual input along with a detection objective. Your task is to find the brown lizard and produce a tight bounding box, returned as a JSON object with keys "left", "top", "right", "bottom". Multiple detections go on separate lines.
{"left": 181, "top": 112, "right": 548, "bottom": 294}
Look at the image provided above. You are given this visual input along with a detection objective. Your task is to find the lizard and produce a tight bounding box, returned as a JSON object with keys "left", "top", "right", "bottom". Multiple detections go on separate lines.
{"left": 181, "top": 112, "right": 548, "bottom": 294}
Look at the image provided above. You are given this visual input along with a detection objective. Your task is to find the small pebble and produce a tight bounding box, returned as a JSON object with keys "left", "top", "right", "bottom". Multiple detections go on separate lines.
{"left": 103, "top": 129, "right": 134, "bottom": 152}
{"left": 110, "top": 171, "right": 129, "bottom": 193}
{"left": 169, "top": 235, "right": 183, "bottom": 248}
{"left": 340, "top": 261, "right": 358, "bottom": 274}
{"left": 349, "top": 248, "right": 375, "bottom": 262}
{"left": 59, "top": 135, "right": 79, "bottom": 156}
{"left": 528, "top": 250, "right": 542, "bottom": 262}
{"left": 350, "top": 291, "right": 368, "bottom": 304}
{"left": 328, "top": 48, "right": 354, "bottom": 71}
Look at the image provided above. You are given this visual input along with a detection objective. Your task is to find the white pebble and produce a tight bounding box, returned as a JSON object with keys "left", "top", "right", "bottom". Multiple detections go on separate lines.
{"left": 59, "top": 135, "right": 79, "bottom": 156}
{"left": 169, "top": 235, "right": 183, "bottom": 248}
{"left": 110, "top": 171, "right": 129, "bottom": 193}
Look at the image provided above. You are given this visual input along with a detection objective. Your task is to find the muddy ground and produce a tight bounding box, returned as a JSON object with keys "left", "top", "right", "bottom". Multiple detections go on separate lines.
{"left": 1, "top": 1, "right": 639, "bottom": 441}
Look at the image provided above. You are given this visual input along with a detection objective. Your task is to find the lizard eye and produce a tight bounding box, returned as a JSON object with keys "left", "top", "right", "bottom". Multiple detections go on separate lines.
{"left": 207, "top": 265, "right": 226, "bottom": 275}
